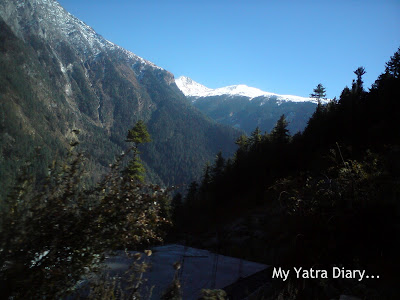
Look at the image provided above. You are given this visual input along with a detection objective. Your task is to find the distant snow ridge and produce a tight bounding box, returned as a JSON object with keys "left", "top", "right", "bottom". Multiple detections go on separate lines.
{"left": 176, "top": 76, "right": 329, "bottom": 104}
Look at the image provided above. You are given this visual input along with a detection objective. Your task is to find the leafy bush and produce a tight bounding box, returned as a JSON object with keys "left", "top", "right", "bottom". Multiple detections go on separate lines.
{"left": 0, "top": 141, "right": 170, "bottom": 299}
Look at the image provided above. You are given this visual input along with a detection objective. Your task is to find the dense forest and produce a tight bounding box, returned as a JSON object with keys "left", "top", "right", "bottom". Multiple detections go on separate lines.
{"left": 171, "top": 48, "right": 400, "bottom": 299}
{"left": 0, "top": 14, "right": 239, "bottom": 202}
{"left": 189, "top": 93, "right": 318, "bottom": 135}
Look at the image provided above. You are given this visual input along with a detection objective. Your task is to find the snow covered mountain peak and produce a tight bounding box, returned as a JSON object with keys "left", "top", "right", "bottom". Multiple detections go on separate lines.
{"left": 175, "top": 76, "right": 212, "bottom": 97}
{"left": 176, "top": 76, "right": 267, "bottom": 99}
{"left": 176, "top": 76, "right": 329, "bottom": 104}
{"left": 0, "top": 0, "right": 163, "bottom": 72}
{"left": 212, "top": 84, "right": 274, "bottom": 99}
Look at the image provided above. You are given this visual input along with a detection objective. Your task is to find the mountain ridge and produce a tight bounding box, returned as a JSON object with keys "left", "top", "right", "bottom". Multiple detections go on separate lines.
{"left": 0, "top": 0, "right": 239, "bottom": 197}
{"left": 176, "top": 75, "right": 329, "bottom": 104}
{"left": 176, "top": 76, "right": 323, "bottom": 135}
{"left": 0, "top": 0, "right": 162, "bottom": 72}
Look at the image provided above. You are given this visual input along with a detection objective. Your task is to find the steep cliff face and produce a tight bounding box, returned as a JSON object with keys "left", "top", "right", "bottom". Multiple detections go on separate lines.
{"left": 0, "top": 0, "right": 170, "bottom": 128}
{"left": 0, "top": 0, "right": 239, "bottom": 197}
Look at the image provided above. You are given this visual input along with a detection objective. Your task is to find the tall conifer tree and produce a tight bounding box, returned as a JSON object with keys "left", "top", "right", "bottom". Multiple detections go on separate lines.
{"left": 310, "top": 83, "right": 327, "bottom": 106}
{"left": 125, "top": 120, "right": 151, "bottom": 182}
{"left": 271, "top": 115, "right": 290, "bottom": 144}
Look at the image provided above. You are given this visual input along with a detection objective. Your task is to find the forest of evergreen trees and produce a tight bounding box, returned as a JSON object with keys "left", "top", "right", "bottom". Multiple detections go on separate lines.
{"left": 171, "top": 47, "right": 400, "bottom": 299}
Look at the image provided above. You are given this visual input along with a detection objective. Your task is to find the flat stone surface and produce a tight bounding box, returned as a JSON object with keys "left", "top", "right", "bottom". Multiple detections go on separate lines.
{"left": 104, "top": 244, "right": 268, "bottom": 299}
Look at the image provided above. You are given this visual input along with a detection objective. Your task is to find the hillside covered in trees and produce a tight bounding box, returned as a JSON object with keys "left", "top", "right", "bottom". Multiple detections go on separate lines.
{"left": 0, "top": 0, "right": 240, "bottom": 201}
{"left": 172, "top": 48, "right": 400, "bottom": 299}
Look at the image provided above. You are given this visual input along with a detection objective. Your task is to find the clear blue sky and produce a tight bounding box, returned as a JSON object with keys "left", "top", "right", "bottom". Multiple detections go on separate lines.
{"left": 58, "top": 0, "right": 400, "bottom": 99}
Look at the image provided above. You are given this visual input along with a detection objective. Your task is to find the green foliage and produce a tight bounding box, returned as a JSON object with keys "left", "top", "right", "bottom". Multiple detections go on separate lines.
{"left": 124, "top": 121, "right": 152, "bottom": 182}
{"left": 86, "top": 253, "right": 152, "bottom": 300}
{"left": 125, "top": 155, "right": 146, "bottom": 182}
{"left": 274, "top": 149, "right": 385, "bottom": 217}
{"left": 126, "top": 120, "right": 151, "bottom": 146}
{"left": 0, "top": 142, "right": 170, "bottom": 299}
{"left": 125, "top": 68, "right": 239, "bottom": 187}
{"left": 199, "top": 289, "right": 227, "bottom": 300}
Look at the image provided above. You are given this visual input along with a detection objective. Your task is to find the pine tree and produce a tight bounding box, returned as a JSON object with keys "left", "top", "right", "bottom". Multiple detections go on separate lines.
{"left": 124, "top": 120, "right": 151, "bottom": 182}
{"left": 249, "top": 127, "right": 262, "bottom": 148}
{"left": 212, "top": 151, "right": 225, "bottom": 181}
{"left": 126, "top": 120, "right": 151, "bottom": 146}
{"left": 310, "top": 83, "right": 327, "bottom": 106}
{"left": 201, "top": 164, "right": 212, "bottom": 187}
{"left": 235, "top": 134, "right": 249, "bottom": 151}
{"left": 353, "top": 67, "right": 366, "bottom": 93}
{"left": 385, "top": 47, "right": 400, "bottom": 78}
{"left": 270, "top": 115, "right": 290, "bottom": 144}
{"left": 125, "top": 156, "right": 146, "bottom": 182}
{"left": 372, "top": 48, "right": 400, "bottom": 91}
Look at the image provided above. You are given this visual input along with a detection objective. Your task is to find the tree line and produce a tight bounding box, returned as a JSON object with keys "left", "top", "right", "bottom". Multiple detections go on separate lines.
{"left": 171, "top": 47, "right": 400, "bottom": 299}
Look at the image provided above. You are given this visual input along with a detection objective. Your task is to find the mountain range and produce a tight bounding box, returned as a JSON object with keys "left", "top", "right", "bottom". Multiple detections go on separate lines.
{"left": 176, "top": 76, "right": 327, "bottom": 134}
{"left": 0, "top": 0, "right": 326, "bottom": 199}
{"left": 0, "top": 0, "right": 239, "bottom": 197}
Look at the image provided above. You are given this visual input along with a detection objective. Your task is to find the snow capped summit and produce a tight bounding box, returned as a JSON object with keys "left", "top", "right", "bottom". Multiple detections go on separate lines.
{"left": 209, "top": 84, "right": 274, "bottom": 99}
{"left": 176, "top": 76, "right": 269, "bottom": 99}
{"left": 0, "top": 0, "right": 162, "bottom": 72}
{"left": 176, "top": 76, "right": 328, "bottom": 135}
{"left": 176, "top": 76, "right": 329, "bottom": 104}
{"left": 175, "top": 76, "right": 212, "bottom": 96}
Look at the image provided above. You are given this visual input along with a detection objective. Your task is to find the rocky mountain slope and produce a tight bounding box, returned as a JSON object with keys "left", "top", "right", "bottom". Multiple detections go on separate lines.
{"left": 176, "top": 76, "right": 328, "bottom": 134}
{"left": 0, "top": 0, "right": 239, "bottom": 197}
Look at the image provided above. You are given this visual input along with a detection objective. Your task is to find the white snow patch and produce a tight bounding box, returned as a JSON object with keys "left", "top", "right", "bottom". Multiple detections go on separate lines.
{"left": 31, "top": 250, "right": 50, "bottom": 267}
{"left": 175, "top": 76, "right": 212, "bottom": 97}
{"left": 59, "top": 61, "right": 66, "bottom": 74}
{"left": 10, "top": 0, "right": 164, "bottom": 72}
{"left": 65, "top": 83, "right": 72, "bottom": 96}
{"left": 176, "top": 76, "right": 330, "bottom": 104}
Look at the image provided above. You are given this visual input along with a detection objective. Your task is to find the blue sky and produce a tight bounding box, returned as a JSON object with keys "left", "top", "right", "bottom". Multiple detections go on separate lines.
{"left": 58, "top": 0, "right": 400, "bottom": 99}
